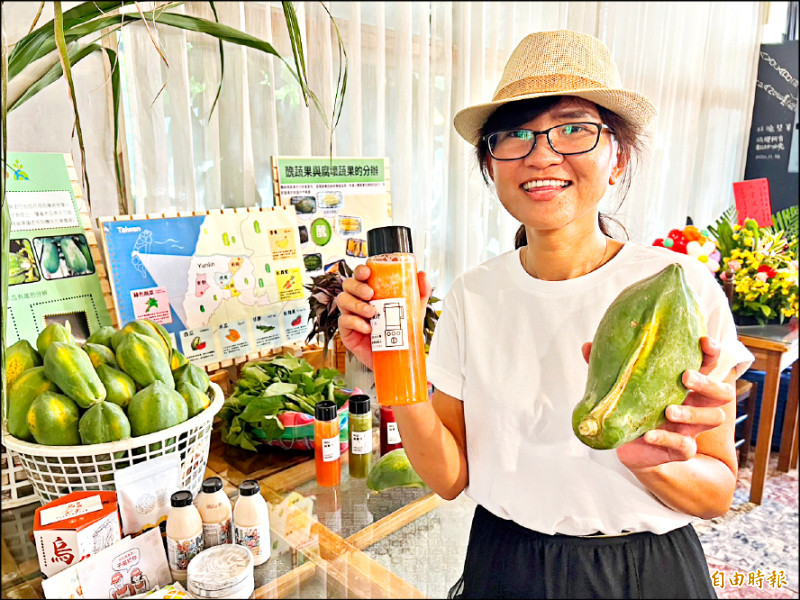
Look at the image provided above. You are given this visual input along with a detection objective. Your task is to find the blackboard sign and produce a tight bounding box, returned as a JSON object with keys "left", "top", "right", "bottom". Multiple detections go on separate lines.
{"left": 743, "top": 41, "right": 799, "bottom": 214}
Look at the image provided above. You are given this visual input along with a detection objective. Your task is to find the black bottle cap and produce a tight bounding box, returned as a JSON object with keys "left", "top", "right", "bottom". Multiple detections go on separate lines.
{"left": 238, "top": 480, "right": 260, "bottom": 497}
{"left": 348, "top": 394, "right": 371, "bottom": 415}
{"left": 202, "top": 477, "right": 223, "bottom": 494}
{"left": 315, "top": 399, "right": 338, "bottom": 421}
{"left": 170, "top": 490, "right": 194, "bottom": 507}
{"left": 367, "top": 226, "right": 413, "bottom": 256}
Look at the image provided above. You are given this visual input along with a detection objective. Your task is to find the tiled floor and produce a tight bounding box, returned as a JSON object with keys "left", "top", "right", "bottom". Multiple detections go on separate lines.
{"left": 694, "top": 452, "right": 799, "bottom": 599}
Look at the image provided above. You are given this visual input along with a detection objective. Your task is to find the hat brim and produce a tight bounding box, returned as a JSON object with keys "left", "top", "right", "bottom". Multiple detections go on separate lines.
{"left": 453, "top": 89, "right": 657, "bottom": 146}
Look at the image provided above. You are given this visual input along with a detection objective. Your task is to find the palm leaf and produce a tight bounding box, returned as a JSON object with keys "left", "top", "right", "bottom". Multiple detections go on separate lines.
{"left": 769, "top": 206, "right": 798, "bottom": 244}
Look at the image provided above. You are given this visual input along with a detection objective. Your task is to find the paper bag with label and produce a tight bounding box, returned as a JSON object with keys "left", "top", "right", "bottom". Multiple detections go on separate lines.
{"left": 114, "top": 454, "right": 181, "bottom": 537}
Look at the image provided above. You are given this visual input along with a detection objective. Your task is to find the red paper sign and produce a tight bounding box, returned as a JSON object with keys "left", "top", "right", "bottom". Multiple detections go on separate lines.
{"left": 732, "top": 178, "right": 773, "bottom": 227}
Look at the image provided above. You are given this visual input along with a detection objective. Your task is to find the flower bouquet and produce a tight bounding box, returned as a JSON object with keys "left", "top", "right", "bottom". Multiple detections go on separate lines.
{"left": 707, "top": 207, "right": 798, "bottom": 325}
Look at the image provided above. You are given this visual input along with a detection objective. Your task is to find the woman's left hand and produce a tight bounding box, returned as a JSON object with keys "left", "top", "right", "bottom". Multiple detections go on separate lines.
{"left": 581, "top": 336, "right": 735, "bottom": 471}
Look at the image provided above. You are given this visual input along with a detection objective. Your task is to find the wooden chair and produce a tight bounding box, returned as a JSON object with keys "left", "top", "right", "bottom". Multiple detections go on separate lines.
{"left": 734, "top": 379, "right": 758, "bottom": 468}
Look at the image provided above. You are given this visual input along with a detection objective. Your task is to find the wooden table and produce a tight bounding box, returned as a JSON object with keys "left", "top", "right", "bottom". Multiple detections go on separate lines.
{"left": 737, "top": 323, "right": 799, "bottom": 505}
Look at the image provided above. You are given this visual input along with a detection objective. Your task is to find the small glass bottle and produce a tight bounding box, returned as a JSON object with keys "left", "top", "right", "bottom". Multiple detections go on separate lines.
{"left": 166, "top": 490, "right": 204, "bottom": 583}
{"left": 379, "top": 405, "right": 403, "bottom": 456}
{"left": 232, "top": 480, "right": 270, "bottom": 567}
{"left": 348, "top": 394, "right": 373, "bottom": 478}
{"left": 314, "top": 399, "right": 341, "bottom": 486}
{"left": 195, "top": 476, "right": 232, "bottom": 548}
{"left": 366, "top": 226, "right": 428, "bottom": 406}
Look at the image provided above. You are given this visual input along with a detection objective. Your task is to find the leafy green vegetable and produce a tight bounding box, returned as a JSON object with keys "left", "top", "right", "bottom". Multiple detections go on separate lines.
{"left": 219, "top": 353, "right": 349, "bottom": 452}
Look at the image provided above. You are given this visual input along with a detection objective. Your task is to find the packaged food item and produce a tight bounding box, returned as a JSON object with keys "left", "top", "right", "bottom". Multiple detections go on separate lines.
{"left": 187, "top": 543, "right": 255, "bottom": 599}
{"left": 166, "top": 490, "right": 204, "bottom": 583}
{"left": 348, "top": 394, "right": 373, "bottom": 478}
{"left": 366, "top": 226, "right": 428, "bottom": 406}
{"left": 194, "top": 477, "right": 232, "bottom": 548}
{"left": 232, "top": 480, "right": 270, "bottom": 566}
{"left": 131, "top": 582, "right": 190, "bottom": 598}
{"left": 314, "top": 400, "right": 341, "bottom": 486}
{"left": 34, "top": 490, "right": 121, "bottom": 578}
{"left": 379, "top": 405, "right": 403, "bottom": 456}
{"left": 114, "top": 453, "right": 181, "bottom": 537}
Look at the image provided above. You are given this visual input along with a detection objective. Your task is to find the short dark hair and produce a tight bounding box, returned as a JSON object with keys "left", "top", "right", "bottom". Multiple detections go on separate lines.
{"left": 475, "top": 96, "right": 648, "bottom": 248}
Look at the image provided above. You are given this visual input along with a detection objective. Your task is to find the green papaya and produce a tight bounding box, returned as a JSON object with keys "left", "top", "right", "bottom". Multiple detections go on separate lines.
{"left": 572, "top": 263, "right": 706, "bottom": 450}
{"left": 86, "top": 325, "right": 118, "bottom": 349}
{"left": 36, "top": 321, "right": 76, "bottom": 358}
{"left": 111, "top": 319, "right": 171, "bottom": 359}
{"left": 95, "top": 364, "right": 137, "bottom": 410}
{"left": 173, "top": 363, "right": 210, "bottom": 393}
{"left": 83, "top": 343, "right": 118, "bottom": 369}
{"left": 7, "top": 367, "right": 59, "bottom": 441}
{"left": 366, "top": 449, "right": 426, "bottom": 493}
{"left": 6, "top": 339, "right": 42, "bottom": 390}
{"left": 176, "top": 382, "right": 211, "bottom": 418}
{"left": 43, "top": 341, "right": 106, "bottom": 408}
{"left": 127, "top": 380, "right": 188, "bottom": 436}
{"left": 27, "top": 391, "right": 81, "bottom": 446}
{"left": 58, "top": 236, "right": 88, "bottom": 273}
{"left": 79, "top": 402, "right": 131, "bottom": 444}
{"left": 116, "top": 331, "right": 175, "bottom": 389}
{"left": 170, "top": 348, "right": 189, "bottom": 371}
{"left": 41, "top": 239, "right": 61, "bottom": 274}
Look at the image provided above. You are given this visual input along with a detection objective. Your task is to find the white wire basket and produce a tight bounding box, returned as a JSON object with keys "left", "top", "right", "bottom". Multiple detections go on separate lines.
{"left": 1, "top": 382, "right": 223, "bottom": 504}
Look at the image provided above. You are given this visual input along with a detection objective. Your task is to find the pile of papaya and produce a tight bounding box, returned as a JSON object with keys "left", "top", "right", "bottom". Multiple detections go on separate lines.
{"left": 5, "top": 318, "right": 214, "bottom": 447}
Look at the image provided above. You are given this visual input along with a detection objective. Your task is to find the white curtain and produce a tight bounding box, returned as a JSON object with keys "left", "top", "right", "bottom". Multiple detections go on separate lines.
{"left": 119, "top": 1, "right": 765, "bottom": 295}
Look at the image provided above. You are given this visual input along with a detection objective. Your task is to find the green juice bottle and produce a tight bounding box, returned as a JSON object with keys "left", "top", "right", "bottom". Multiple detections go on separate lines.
{"left": 348, "top": 395, "right": 373, "bottom": 479}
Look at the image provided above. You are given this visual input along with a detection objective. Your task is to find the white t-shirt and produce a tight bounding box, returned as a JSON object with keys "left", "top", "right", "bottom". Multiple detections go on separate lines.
{"left": 426, "top": 242, "right": 754, "bottom": 535}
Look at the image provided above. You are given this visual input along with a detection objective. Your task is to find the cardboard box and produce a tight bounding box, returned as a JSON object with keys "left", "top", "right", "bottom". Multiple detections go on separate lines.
{"left": 34, "top": 490, "right": 122, "bottom": 578}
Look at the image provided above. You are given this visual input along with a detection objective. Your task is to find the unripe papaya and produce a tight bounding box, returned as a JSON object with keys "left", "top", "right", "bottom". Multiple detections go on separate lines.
{"left": 96, "top": 364, "right": 137, "bottom": 410}
{"left": 112, "top": 319, "right": 171, "bottom": 359}
{"left": 44, "top": 341, "right": 106, "bottom": 409}
{"left": 86, "top": 325, "right": 118, "bottom": 349}
{"left": 41, "top": 239, "right": 61, "bottom": 274}
{"left": 6, "top": 339, "right": 42, "bottom": 390}
{"left": 170, "top": 348, "right": 189, "bottom": 371}
{"left": 173, "top": 363, "right": 210, "bottom": 393}
{"left": 176, "top": 382, "right": 210, "bottom": 418}
{"left": 366, "top": 449, "right": 426, "bottom": 493}
{"left": 36, "top": 321, "right": 76, "bottom": 358}
{"left": 79, "top": 402, "right": 131, "bottom": 444}
{"left": 128, "top": 381, "right": 188, "bottom": 436}
{"left": 59, "top": 236, "right": 88, "bottom": 273}
{"left": 7, "top": 367, "right": 59, "bottom": 441}
{"left": 83, "top": 343, "right": 118, "bottom": 369}
{"left": 116, "top": 332, "right": 175, "bottom": 389}
{"left": 27, "top": 391, "right": 81, "bottom": 446}
{"left": 572, "top": 263, "right": 706, "bottom": 450}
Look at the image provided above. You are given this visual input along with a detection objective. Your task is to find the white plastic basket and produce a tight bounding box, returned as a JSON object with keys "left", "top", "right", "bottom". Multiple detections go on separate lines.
{"left": 1, "top": 382, "right": 223, "bottom": 504}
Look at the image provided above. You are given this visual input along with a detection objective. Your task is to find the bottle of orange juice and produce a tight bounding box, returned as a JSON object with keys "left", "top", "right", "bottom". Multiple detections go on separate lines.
{"left": 366, "top": 226, "right": 428, "bottom": 406}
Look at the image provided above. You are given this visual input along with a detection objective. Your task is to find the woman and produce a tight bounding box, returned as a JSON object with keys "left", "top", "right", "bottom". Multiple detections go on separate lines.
{"left": 336, "top": 30, "right": 754, "bottom": 599}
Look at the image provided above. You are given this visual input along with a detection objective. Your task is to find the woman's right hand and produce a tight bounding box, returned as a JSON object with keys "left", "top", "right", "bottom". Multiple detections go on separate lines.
{"left": 335, "top": 264, "right": 379, "bottom": 370}
{"left": 336, "top": 264, "right": 433, "bottom": 371}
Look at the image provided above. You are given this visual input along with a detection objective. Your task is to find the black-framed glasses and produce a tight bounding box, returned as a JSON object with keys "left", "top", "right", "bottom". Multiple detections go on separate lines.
{"left": 483, "top": 122, "right": 613, "bottom": 160}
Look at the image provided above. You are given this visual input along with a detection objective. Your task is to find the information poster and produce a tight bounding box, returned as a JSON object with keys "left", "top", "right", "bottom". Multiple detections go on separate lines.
{"left": 101, "top": 208, "right": 310, "bottom": 365}
{"left": 272, "top": 157, "right": 392, "bottom": 282}
{"left": 4, "top": 152, "right": 112, "bottom": 346}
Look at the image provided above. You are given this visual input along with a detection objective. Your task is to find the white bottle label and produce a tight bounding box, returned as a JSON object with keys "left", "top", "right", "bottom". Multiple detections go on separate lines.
{"left": 234, "top": 522, "right": 270, "bottom": 559}
{"left": 322, "top": 436, "right": 340, "bottom": 462}
{"left": 203, "top": 518, "right": 232, "bottom": 547}
{"left": 387, "top": 422, "right": 401, "bottom": 445}
{"left": 167, "top": 532, "right": 204, "bottom": 572}
{"left": 369, "top": 297, "right": 409, "bottom": 351}
{"left": 351, "top": 430, "right": 372, "bottom": 455}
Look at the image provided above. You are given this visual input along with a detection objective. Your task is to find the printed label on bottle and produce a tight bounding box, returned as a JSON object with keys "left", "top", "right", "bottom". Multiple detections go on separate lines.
{"left": 234, "top": 523, "right": 269, "bottom": 558}
{"left": 369, "top": 297, "right": 409, "bottom": 351}
{"left": 351, "top": 430, "right": 372, "bottom": 454}
{"left": 203, "top": 518, "right": 232, "bottom": 547}
{"left": 387, "top": 422, "right": 401, "bottom": 445}
{"left": 167, "top": 532, "right": 204, "bottom": 572}
{"left": 322, "top": 436, "right": 340, "bottom": 462}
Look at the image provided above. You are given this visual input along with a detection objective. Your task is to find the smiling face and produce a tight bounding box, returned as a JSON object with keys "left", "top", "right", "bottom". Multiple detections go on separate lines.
{"left": 485, "top": 97, "right": 627, "bottom": 238}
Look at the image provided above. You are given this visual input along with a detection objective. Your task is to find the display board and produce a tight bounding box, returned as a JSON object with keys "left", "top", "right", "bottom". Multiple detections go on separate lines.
{"left": 4, "top": 152, "right": 112, "bottom": 345}
{"left": 743, "top": 41, "right": 799, "bottom": 213}
{"left": 100, "top": 208, "right": 310, "bottom": 368}
{"left": 271, "top": 157, "right": 392, "bottom": 281}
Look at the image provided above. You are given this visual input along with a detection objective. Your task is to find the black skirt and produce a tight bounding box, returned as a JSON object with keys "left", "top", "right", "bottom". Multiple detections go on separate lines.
{"left": 449, "top": 504, "right": 717, "bottom": 599}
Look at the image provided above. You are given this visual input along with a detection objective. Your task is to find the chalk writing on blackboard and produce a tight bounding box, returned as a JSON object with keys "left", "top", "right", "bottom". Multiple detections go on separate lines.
{"left": 733, "top": 178, "right": 773, "bottom": 227}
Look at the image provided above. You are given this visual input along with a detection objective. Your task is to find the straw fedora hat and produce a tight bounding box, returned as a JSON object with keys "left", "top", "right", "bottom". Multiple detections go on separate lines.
{"left": 453, "top": 30, "right": 656, "bottom": 145}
